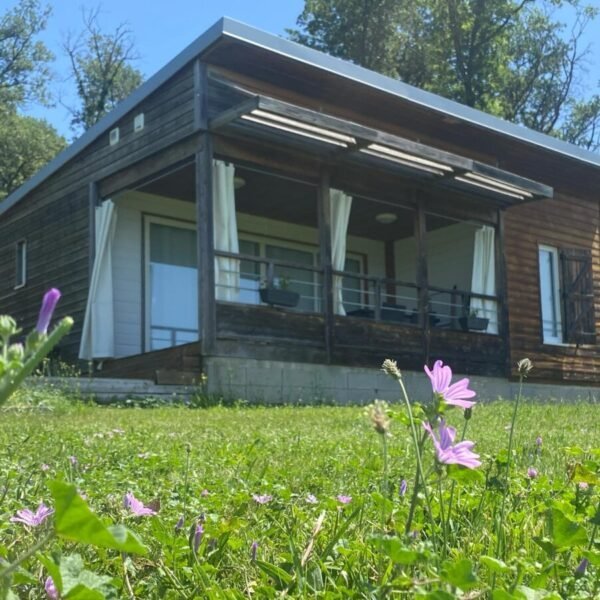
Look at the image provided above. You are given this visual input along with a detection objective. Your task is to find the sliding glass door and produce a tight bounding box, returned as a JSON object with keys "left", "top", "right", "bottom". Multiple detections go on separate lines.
{"left": 145, "top": 217, "right": 197, "bottom": 350}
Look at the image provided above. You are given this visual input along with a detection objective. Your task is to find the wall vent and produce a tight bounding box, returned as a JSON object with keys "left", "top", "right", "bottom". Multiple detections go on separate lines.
{"left": 134, "top": 113, "right": 145, "bottom": 132}
{"left": 109, "top": 127, "right": 120, "bottom": 145}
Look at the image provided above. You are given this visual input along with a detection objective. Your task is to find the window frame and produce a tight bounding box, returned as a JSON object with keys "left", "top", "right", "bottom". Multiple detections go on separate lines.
{"left": 14, "top": 239, "right": 27, "bottom": 289}
{"left": 538, "top": 244, "right": 564, "bottom": 345}
{"left": 143, "top": 214, "right": 197, "bottom": 352}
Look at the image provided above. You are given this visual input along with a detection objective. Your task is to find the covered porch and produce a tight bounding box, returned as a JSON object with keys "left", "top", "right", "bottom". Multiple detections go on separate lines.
{"left": 81, "top": 89, "right": 551, "bottom": 383}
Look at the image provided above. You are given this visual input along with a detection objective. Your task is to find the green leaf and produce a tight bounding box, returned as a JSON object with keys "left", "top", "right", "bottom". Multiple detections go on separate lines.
{"left": 447, "top": 464, "right": 485, "bottom": 485}
{"left": 424, "top": 591, "right": 455, "bottom": 599}
{"left": 37, "top": 553, "right": 63, "bottom": 591}
{"left": 48, "top": 480, "right": 147, "bottom": 555}
{"left": 370, "top": 535, "right": 420, "bottom": 565}
{"left": 548, "top": 508, "right": 588, "bottom": 550}
{"left": 441, "top": 558, "right": 478, "bottom": 591}
{"left": 480, "top": 555, "right": 512, "bottom": 574}
{"left": 255, "top": 560, "right": 292, "bottom": 588}
{"left": 59, "top": 554, "right": 117, "bottom": 599}
{"left": 583, "top": 549, "right": 600, "bottom": 566}
{"left": 571, "top": 463, "right": 600, "bottom": 485}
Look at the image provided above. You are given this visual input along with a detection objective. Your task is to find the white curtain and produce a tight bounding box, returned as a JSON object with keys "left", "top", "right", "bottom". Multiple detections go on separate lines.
{"left": 213, "top": 160, "right": 239, "bottom": 301}
{"left": 330, "top": 189, "right": 353, "bottom": 315}
{"left": 470, "top": 225, "right": 498, "bottom": 334}
{"left": 79, "top": 200, "right": 117, "bottom": 360}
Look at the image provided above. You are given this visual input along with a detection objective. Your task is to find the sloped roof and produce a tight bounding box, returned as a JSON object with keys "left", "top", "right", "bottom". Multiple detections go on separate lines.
{"left": 2, "top": 16, "right": 599, "bottom": 217}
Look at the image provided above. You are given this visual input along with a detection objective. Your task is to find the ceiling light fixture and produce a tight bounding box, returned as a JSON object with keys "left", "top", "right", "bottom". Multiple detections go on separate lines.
{"left": 375, "top": 212, "right": 398, "bottom": 225}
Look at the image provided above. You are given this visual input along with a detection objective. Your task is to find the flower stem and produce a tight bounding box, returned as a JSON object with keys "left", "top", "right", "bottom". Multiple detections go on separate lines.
{"left": 397, "top": 375, "right": 438, "bottom": 554}
{"left": 445, "top": 419, "right": 469, "bottom": 542}
{"left": 495, "top": 372, "right": 524, "bottom": 559}
{"left": 0, "top": 531, "right": 54, "bottom": 580}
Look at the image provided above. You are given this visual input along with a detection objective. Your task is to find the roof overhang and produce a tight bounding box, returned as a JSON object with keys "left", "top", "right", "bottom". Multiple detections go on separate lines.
{"left": 210, "top": 95, "right": 553, "bottom": 205}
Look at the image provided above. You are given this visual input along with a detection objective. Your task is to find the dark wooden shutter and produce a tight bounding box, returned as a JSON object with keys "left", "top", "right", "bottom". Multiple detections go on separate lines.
{"left": 560, "top": 248, "right": 596, "bottom": 344}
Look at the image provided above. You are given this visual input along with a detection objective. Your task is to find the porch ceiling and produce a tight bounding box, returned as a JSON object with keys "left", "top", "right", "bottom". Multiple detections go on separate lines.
{"left": 209, "top": 95, "right": 554, "bottom": 207}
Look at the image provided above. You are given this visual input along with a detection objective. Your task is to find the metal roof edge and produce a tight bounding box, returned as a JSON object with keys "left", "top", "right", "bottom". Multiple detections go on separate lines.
{"left": 2, "top": 16, "right": 599, "bottom": 218}
{"left": 0, "top": 18, "right": 226, "bottom": 217}
{"left": 220, "top": 18, "right": 600, "bottom": 169}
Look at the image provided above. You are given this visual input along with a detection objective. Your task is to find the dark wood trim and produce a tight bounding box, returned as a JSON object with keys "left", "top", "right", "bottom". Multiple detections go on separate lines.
{"left": 196, "top": 133, "right": 216, "bottom": 355}
{"left": 317, "top": 168, "right": 333, "bottom": 363}
{"left": 194, "top": 60, "right": 209, "bottom": 131}
{"left": 414, "top": 193, "right": 430, "bottom": 364}
{"left": 471, "top": 161, "right": 553, "bottom": 199}
{"left": 495, "top": 209, "right": 510, "bottom": 375}
{"left": 88, "top": 181, "right": 99, "bottom": 281}
{"left": 384, "top": 240, "right": 396, "bottom": 298}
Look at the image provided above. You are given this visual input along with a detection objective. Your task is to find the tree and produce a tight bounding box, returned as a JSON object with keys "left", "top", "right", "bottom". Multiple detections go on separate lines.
{"left": 64, "top": 8, "right": 143, "bottom": 133}
{"left": 0, "top": 0, "right": 53, "bottom": 109}
{"left": 0, "top": 110, "right": 66, "bottom": 200}
{"left": 290, "top": 0, "right": 600, "bottom": 150}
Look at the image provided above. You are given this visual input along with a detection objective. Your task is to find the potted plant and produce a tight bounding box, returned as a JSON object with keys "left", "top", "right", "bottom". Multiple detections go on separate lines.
{"left": 259, "top": 275, "right": 300, "bottom": 308}
{"left": 459, "top": 308, "right": 489, "bottom": 332}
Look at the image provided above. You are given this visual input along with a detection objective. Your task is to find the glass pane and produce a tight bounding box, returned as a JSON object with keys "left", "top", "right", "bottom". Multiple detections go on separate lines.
{"left": 239, "top": 239, "right": 261, "bottom": 304}
{"left": 149, "top": 223, "right": 198, "bottom": 350}
{"left": 539, "top": 248, "right": 562, "bottom": 342}
{"left": 343, "top": 257, "right": 362, "bottom": 312}
{"left": 266, "top": 244, "right": 315, "bottom": 311}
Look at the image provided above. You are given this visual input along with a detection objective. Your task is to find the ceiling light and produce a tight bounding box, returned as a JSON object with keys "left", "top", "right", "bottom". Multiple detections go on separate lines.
{"left": 234, "top": 176, "right": 246, "bottom": 190}
{"left": 375, "top": 212, "right": 398, "bottom": 225}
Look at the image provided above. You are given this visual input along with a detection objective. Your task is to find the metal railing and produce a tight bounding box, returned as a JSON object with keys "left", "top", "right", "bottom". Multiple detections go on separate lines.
{"left": 150, "top": 325, "right": 198, "bottom": 350}
{"left": 214, "top": 251, "right": 500, "bottom": 334}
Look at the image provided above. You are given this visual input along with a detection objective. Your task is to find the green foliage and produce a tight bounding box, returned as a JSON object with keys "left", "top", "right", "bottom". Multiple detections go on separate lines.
{"left": 64, "top": 8, "right": 143, "bottom": 133}
{"left": 291, "top": 0, "right": 600, "bottom": 150}
{"left": 0, "top": 0, "right": 53, "bottom": 108}
{"left": 0, "top": 110, "right": 65, "bottom": 200}
{"left": 0, "top": 401, "right": 599, "bottom": 597}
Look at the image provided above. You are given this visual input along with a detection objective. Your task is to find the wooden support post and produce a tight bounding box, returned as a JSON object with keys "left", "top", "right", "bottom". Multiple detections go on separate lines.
{"left": 194, "top": 59, "right": 208, "bottom": 131}
{"left": 384, "top": 240, "right": 396, "bottom": 301}
{"left": 88, "top": 181, "right": 99, "bottom": 281}
{"left": 196, "top": 133, "right": 216, "bottom": 356}
{"left": 414, "top": 195, "right": 431, "bottom": 364}
{"left": 374, "top": 279, "right": 382, "bottom": 321}
{"left": 495, "top": 208, "right": 511, "bottom": 376}
{"left": 317, "top": 169, "right": 333, "bottom": 363}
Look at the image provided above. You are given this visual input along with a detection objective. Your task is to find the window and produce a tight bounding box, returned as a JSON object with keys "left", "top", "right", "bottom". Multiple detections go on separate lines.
{"left": 15, "top": 240, "right": 26, "bottom": 288}
{"left": 539, "top": 246, "right": 563, "bottom": 344}
{"left": 538, "top": 245, "right": 596, "bottom": 345}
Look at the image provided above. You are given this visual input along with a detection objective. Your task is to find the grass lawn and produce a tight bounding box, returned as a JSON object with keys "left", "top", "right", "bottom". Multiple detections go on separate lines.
{"left": 1, "top": 391, "right": 599, "bottom": 598}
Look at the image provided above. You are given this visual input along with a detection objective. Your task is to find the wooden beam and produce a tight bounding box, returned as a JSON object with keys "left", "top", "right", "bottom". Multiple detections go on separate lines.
{"left": 196, "top": 133, "right": 216, "bottom": 355}
{"left": 194, "top": 60, "right": 209, "bottom": 131}
{"left": 495, "top": 208, "right": 511, "bottom": 376}
{"left": 88, "top": 181, "right": 99, "bottom": 282}
{"left": 317, "top": 168, "right": 333, "bottom": 363}
{"left": 471, "top": 161, "right": 553, "bottom": 199}
{"left": 414, "top": 193, "right": 431, "bottom": 365}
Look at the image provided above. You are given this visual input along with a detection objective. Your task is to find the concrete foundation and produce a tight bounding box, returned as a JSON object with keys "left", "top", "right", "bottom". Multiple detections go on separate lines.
{"left": 204, "top": 357, "right": 600, "bottom": 404}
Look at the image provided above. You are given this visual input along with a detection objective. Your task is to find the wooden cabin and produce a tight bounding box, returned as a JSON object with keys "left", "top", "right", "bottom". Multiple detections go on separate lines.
{"left": 0, "top": 18, "right": 598, "bottom": 398}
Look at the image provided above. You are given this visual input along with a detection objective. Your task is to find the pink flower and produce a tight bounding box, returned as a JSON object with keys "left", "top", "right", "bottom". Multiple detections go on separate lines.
{"left": 424, "top": 360, "right": 476, "bottom": 409}
{"left": 41, "top": 464, "right": 50, "bottom": 472}
{"left": 200, "top": 489, "right": 210, "bottom": 497}
{"left": 193, "top": 523, "right": 204, "bottom": 553}
{"left": 423, "top": 420, "right": 481, "bottom": 469}
{"left": 252, "top": 494, "right": 273, "bottom": 505}
{"left": 11, "top": 502, "right": 54, "bottom": 527}
{"left": 44, "top": 576, "right": 59, "bottom": 599}
{"left": 36, "top": 289, "right": 61, "bottom": 334}
{"left": 68, "top": 456, "right": 77, "bottom": 466}
{"left": 336, "top": 495, "right": 352, "bottom": 504}
{"left": 527, "top": 467, "right": 538, "bottom": 479}
{"left": 124, "top": 492, "right": 156, "bottom": 516}
{"left": 578, "top": 482, "right": 589, "bottom": 490}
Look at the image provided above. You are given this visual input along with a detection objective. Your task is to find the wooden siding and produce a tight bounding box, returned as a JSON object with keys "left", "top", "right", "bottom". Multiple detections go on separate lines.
{"left": 505, "top": 193, "right": 600, "bottom": 383}
{"left": 0, "top": 64, "right": 196, "bottom": 358}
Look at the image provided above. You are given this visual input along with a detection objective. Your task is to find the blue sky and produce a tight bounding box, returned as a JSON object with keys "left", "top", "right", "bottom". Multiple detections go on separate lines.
{"left": 21, "top": 0, "right": 600, "bottom": 139}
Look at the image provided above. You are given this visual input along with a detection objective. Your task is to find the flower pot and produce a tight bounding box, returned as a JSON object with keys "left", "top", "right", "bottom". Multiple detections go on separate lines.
{"left": 459, "top": 316, "right": 489, "bottom": 332}
{"left": 259, "top": 287, "right": 300, "bottom": 308}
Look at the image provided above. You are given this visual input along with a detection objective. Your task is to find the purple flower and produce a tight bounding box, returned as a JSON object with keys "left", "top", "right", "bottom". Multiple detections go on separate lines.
{"left": 252, "top": 494, "right": 273, "bottom": 505}
{"left": 250, "top": 541, "right": 258, "bottom": 561}
{"left": 399, "top": 479, "right": 408, "bottom": 497}
{"left": 68, "top": 456, "right": 77, "bottom": 466}
{"left": 336, "top": 495, "right": 352, "bottom": 504}
{"left": 36, "top": 288, "right": 61, "bottom": 335}
{"left": 306, "top": 494, "right": 318, "bottom": 504}
{"left": 423, "top": 420, "right": 481, "bottom": 469}
{"left": 200, "top": 489, "right": 210, "bottom": 497}
{"left": 527, "top": 467, "right": 538, "bottom": 479}
{"left": 44, "top": 576, "right": 59, "bottom": 599}
{"left": 41, "top": 464, "right": 50, "bottom": 472}
{"left": 11, "top": 502, "right": 54, "bottom": 527}
{"left": 575, "top": 558, "right": 589, "bottom": 578}
{"left": 123, "top": 492, "right": 156, "bottom": 516}
{"left": 535, "top": 436, "right": 543, "bottom": 447}
{"left": 579, "top": 482, "right": 589, "bottom": 491}
{"left": 424, "top": 360, "right": 476, "bottom": 409}
{"left": 193, "top": 523, "right": 204, "bottom": 553}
